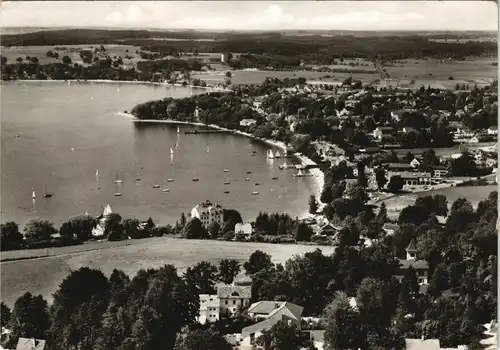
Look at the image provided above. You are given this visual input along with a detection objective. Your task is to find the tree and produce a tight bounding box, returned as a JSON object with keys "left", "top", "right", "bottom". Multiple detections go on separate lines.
{"left": 183, "top": 217, "right": 208, "bottom": 239}
{"left": 6, "top": 293, "right": 50, "bottom": 349}
{"left": 218, "top": 259, "right": 240, "bottom": 284}
{"left": 1, "top": 302, "right": 11, "bottom": 328}
{"left": 23, "top": 219, "right": 57, "bottom": 243}
{"left": 184, "top": 261, "right": 219, "bottom": 294}
{"left": 1, "top": 221, "right": 24, "bottom": 250}
{"left": 320, "top": 185, "right": 333, "bottom": 204}
{"left": 398, "top": 205, "right": 432, "bottom": 226}
{"left": 295, "top": 222, "right": 314, "bottom": 242}
{"left": 415, "top": 195, "right": 448, "bottom": 217}
{"left": 309, "top": 195, "right": 318, "bottom": 214}
{"left": 104, "top": 213, "right": 123, "bottom": 241}
{"left": 1, "top": 56, "right": 7, "bottom": 65}
{"left": 59, "top": 215, "right": 97, "bottom": 241}
{"left": 375, "top": 168, "right": 388, "bottom": 190}
{"left": 208, "top": 221, "right": 220, "bottom": 239}
{"left": 256, "top": 320, "right": 303, "bottom": 350}
{"left": 357, "top": 163, "right": 368, "bottom": 187}
{"left": 244, "top": 250, "right": 273, "bottom": 275}
{"left": 323, "top": 292, "right": 360, "bottom": 350}
{"left": 180, "top": 212, "right": 187, "bottom": 227}
{"left": 176, "top": 328, "right": 232, "bottom": 350}
{"left": 61, "top": 55, "right": 72, "bottom": 64}
{"left": 16, "top": 57, "right": 23, "bottom": 63}
{"left": 225, "top": 71, "right": 232, "bottom": 78}
{"left": 121, "top": 218, "right": 141, "bottom": 239}
{"left": 387, "top": 175, "right": 404, "bottom": 193}
{"left": 376, "top": 202, "right": 388, "bottom": 225}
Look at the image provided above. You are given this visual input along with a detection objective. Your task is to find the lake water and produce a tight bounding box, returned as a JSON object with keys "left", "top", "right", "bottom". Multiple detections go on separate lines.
{"left": 1, "top": 81, "right": 316, "bottom": 226}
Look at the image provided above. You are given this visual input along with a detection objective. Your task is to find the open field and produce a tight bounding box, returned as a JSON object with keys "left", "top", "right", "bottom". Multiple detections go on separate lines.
{"left": 1, "top": 44, "right": 143, "bottom": 65}
{"left": 380, "top": 58, "right": 497, "bottom": 89}
{"left": 192, "top": 69, "right": 379, "bottom": 85}
{"left": 0, "top": 236, "right": 336, "bottom": 306}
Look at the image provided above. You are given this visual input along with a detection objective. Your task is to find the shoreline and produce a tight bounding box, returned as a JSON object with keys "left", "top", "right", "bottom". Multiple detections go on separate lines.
{"left": 7, "top": 79, "right": 231, "bottom": 92}
{"left": 127, "top": 115, "right": 325, "bottom": 215}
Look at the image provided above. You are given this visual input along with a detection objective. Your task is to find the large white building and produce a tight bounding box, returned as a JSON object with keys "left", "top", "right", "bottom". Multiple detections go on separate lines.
{"left": 191, "top": 200, "right": 224, "bottom": 228}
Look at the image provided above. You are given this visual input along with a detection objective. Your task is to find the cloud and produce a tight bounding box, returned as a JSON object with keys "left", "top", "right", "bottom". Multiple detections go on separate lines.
{"left": 106, "top": 4, "right": 145, "bottom": 24}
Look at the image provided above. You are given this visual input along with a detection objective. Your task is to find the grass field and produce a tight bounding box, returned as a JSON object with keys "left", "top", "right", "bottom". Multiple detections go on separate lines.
{"left": 381, "top": 58, "right": 497, "bottom": 89}
{"left": 0, "top": 237, "right": 336, "bottom": 307}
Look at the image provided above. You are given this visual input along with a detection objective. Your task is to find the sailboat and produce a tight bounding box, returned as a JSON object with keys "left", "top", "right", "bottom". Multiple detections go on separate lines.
{"left": 206, "top": 145, "right": 210, "bottom": 153}
{"left": 114, "top": 172, "right": 123, "bottom": 184}
{"left": 177, "top": 125, "right": 180, "bottom": 134}
{"left": 170, "top": 147, "right": 174, "bottom": 155}
{"left": 32, "top": 189, "right": 36, "bottom": 200}
{"left": 267, "top": 149, "right": 274, "bottom": 159}
{"left": 279, "top": 161, "right": 288, "bottom": 170}
{"left": 43, "top": 173, "right": 54, "bottom": 198}
{"left": 275, "top": 150, "right": 281, "bottom": 158}
{"left": 95, "top": 169, "right": 100, "bottom": 189}
{"left": 293, "top": 169, "right": 304, "bottom": 177}
{"left": 223, "top": 179, "right": 230, "bottom": 185}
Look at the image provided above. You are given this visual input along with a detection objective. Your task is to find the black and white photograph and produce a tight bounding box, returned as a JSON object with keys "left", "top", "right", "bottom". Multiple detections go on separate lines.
{"left": 0, "top": 1, "right": 498, "bottom": 349}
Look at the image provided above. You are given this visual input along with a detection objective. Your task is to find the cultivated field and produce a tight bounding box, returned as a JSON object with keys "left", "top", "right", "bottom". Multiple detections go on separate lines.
{"left": 0, "top": 237, "right": 336, "bottom": 306}
{"left": 380, "top": 58, "right": 497, "bottom": 89}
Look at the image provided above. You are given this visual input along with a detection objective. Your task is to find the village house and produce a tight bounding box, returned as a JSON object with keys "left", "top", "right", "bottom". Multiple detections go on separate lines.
{"left": 410, "top": 158, "right": 421, "bottom": 168}
{"left": 487, "top": 126, "right": 498, "bottom": 135}
{"left": 373, "top": 126, "right": 394, "bottom": 140}
{"left": 396, "top": 240, "right": 429, "bottom": 285}
{"left": 382, "top": 223, "right": 399, "bottom": 236}
{"left": 397, "top": 171, "right": 433, "bottom": 187}
{"left": 191, "top": 200, "right": 224, "bottom": 228}
{"left": 198, "top": 283, "right": 252, "bottom": 324}
{"left": 405, "top": 338, "right": 468, "bottom": 350}
{"left": 234, "top": 222, "right": 253, "bottom": 240}
{"left": 431, "top": 165, "right": 449, "bottom": 178}
{"left": 240, "top": 302, "right": 304, "bottom": 347}
{"left": 15, "top": 337, "right": 47, "bottom": 350}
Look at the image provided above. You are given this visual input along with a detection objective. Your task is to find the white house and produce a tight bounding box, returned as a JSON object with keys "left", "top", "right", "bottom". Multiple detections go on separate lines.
{"left": 221, "top": 53, "right": 229, "bottom": 64}
{"left": 373, "top": 126, "right": 394, "bottom": 140}
{"left": 198, "top": 284, "right": 252, "bottom": 324}
{"left": 235, "top": 223, "right": 252, "bottom": 238}
{"left": 396, "top": 240, "right": 429, "bottom": 285}
{"left": 239, "top": 119, "right": 257, "bottom": 127}
{"left": 410, "top": 158, "right": 421, "bottom": 168}
{"left": 487, "top": 126, "right": 498, "bottom": 135}
{"left": 191, "top": 200, "right": 224, "bottom": 228}
{"left": 92, "top": 204, "right": 112, "bottom": 237}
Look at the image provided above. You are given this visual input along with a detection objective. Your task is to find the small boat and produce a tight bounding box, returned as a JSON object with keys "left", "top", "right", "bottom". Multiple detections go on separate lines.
{"left": 43, "top": 192, "right": 53, "bottom": 198}
{"left": 177, "top": 125, "right": 180, "bottom": 134}
{"left": 170, "top": 148, "right": 174, "bottom": 155}
{"left": 207, "top": 145, "right": 210, "bottom": 153}
{"left": 279, "top": 161, "right": 288, "bottom": 170}
{"left": 32, "top": 189, "right": 36, "bottom": 200}
{"left": 246, "top": 171, "right": 252, "bottom": 174}
{"left": 255, "top": 182, "right": 260, "bottom": 186}
{"left": 244, "top": 178, "right": 250, "bottom": 181}
{"left": 161, "top": 188, "right": 170, "bottom": 192}
{"left": 167, "top": 179, "right": 174, "bottom": 182}
{"left": 223, "top": 169, "right": 229, "bottom": 172}
{"left": 114, "top": 192, "right": 122, "bottom": 196}
{"left": 153, "top": 185, "right": 160, "bottom": 188}
{"left": 252, "top": 150, "right": 257, "bottom": 154}
{"left": 192, "top": 178, "right": 199, "bottom": 182}
{"left": 136, "top": 178, "right": 142, "bottom": 181}
{"left": 16, "top": 133, "right": 20, "bottom": 138}
{"left": 293, "top": 169, "right": 304, "bottom": 177}
{"left": 114, "top": 172, "right": 123, "bottom": 184}
{"left": 224, "top": 190, "right": 230, "bottom": 194}
{"left": 267, "top": 149, "right": 275, "bottom": 159}
{"left": 251, "top": 191, "right": 259, "bottom": 195}
{"left": 223, "top": 181, "right": 230, "bottom": 185}
{"left": 275, "top": 150, "right": 281, "bottom": 158}
{"left": 272, "top": 176, "right": 278, "bottom": 180}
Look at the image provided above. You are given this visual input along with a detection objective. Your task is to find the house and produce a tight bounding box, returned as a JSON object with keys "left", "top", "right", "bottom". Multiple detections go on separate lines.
{"left": 239, "top": 119, "right": 257, "bottom": 127}
{"left": 386, "top": 163, "right": 414, "bottom": 172}
{"left": 198, "top": 284, "right": 252, "bottom": 324}
{"left": 410, "top": 158, "right": 421, "bottom": 168}
{"left": 92, "top": 204, "right": 113, "bottom": 237}
{"left": 405, "top": 338, "right": 468, "bottom": 350}
{"left": 397, "top": 171, "right": 432, "bottom": 186}
{"left": 487, "top": 126, "right": 498, "bottom": 135}
{"left": 382, "top": 223, "right": 399, "bottom": 236}
{"left": 235, "top": 223, "right": 253, "bottom": 239}
{"left": 309, "top": 330, "right": 325, "bottom": 350}
{"left": 316, "top": 222, "right": 337, "bottom": 236}
{"left": 248, "top": 301, "right": 303, "bottom": 320}
{"left": 15, "top": 338, "right": 46, "bottom": 350}
{"left": 221, "top": 52, "right": 229, "bottom": 64}
{"left": 191, "top": 200, "right": 224, "bottom": 228}
{"left": 241, "top": 302, "right": 303, "bottom": 347}
{"left": 403, "top": 126, "right": 418, "bottom": 134}
{"left": 373, "top": 126, "right": 394, "bottom": 140}
{"left": 396, "top": 240, "right": 429, "bottom": 285}
{"left": 431, "top": 165, "right": 449, "bottom": 178}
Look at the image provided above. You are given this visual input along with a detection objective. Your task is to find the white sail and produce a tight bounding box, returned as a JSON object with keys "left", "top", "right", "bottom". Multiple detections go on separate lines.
{"left": 275, "top": 150, "right": 281, "bottom": 158}
{"left": 96, "top": 169, "right": 99, "bottom": 177}
{"left": 103, "top": 204, "right": 112, "bottom": 216}
{"left": 207, "top": 145, "right": 210, "bottom": 153}
{"left": 32, "top": 190, "right": 36, "bottom": 199}
{"left": 284, "top": 161, "right": 288, "bottom": 168}
{"left": 177, "top": 126, "right": 180, "bottom": 134}
{"left": 267, "top": 149, "right": 274, "bottom": 159}
{"left": 298, "top": 169, "right": 303, "bottom": 176}
{"left": 170, "top": 148, "right": 174, "bottom": 155}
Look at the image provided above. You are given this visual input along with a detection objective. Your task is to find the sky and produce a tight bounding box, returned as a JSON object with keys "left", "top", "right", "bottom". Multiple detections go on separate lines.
{"left": 1, "top": 1, "right": 498, "bottom": 31}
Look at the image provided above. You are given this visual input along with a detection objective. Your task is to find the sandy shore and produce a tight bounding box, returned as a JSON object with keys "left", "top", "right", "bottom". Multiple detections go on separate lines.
{"left": 127, "top": 115, "right": 325, "bottom": 215}
{"left": 11, "top": 79, "right": 231, "bottom": 92}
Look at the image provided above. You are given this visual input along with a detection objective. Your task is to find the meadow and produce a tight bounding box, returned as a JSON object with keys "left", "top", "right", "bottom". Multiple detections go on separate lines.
{"left": 0, "top": 236, "right": 336, "bottom": 306}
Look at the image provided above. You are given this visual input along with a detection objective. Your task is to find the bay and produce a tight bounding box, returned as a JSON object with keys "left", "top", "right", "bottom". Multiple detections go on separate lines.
{"left": 1, "top": 81, "right": 316, "bottom": 226}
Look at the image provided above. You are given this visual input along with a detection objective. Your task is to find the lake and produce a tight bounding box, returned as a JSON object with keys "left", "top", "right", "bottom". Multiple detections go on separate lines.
{"left": 1, "top": 81, "right": 317, "bottom": 227}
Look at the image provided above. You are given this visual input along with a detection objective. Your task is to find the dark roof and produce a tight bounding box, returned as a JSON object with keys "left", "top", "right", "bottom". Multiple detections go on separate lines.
{"left": 407, "top": 238, "right": 417, "bottom": 251}
{"left": 248, "top": 301, "right": 284, "bottom": 315}
{"left": 399, "top": 259, "right": 429, "bottom": 270}
{"left": 387, "top": 163, "right": 413, "bottom": 170}
{"left": 217, "top": 285, "right": 251, "bottom": 299}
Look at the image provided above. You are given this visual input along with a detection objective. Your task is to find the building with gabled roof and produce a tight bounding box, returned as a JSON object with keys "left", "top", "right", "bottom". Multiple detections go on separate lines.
{"left": 15, "top": 338, "right": 46, "bottom": 350}
{"left": 395, "top": 240, "right": 430, "bottom": 285}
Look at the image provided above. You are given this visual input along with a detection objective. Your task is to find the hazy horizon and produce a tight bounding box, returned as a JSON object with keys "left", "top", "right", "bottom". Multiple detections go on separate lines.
{"left": 1, "top": 1, "right": 497, "bottom": 31}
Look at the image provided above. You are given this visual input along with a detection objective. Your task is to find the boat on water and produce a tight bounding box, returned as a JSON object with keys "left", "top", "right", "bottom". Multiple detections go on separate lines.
{"left": 275, "top": 150, "right": 281, "bottom": 158}
{"left": 223, "top": 181, "right": 230, "bottom": 185}
{"left": 279, "top": 161, "right": 289, "bottom": 170}
{"left": 162, "top": 189, "right": 170, "bottom": 192}
{"left": 244, "top": 178, "right": 250, "bottom": 181}
{"left": 272, "top": 176, "right": 278, "bottom": 180}
{"left": 267, "top": 149, "right": 275, "bottom": 159}
{"left": 167, "top": 178, "right": 174, "bottom": 182}
{"left": 255, "top": 182, "right": 260, "bottom": 186}
{"left": 192, "top": 178, "right": 199, "bottom": 182}
{"left": 246, "top": 171, "right": 252, "bottom": 174}
{"left": 251, "top": 191, "right": 259, "bottom": 195}
{"left": 153, "top": 185, "right": 160, "bottom": 188}
{"left": 223, "top": 169, "right": 229, "bottom": 172}
{"left": 224, "top": 190, "right": 230, "bottom": 194}
{"left": 207, "top": 145, "right": 210, "bottom": 153}
{"left": 114, "top": 172, "right": 123, "bottom": 184}
{"left": 43, "top": 192, "right": 53, "bottom": 198}
{"left": 32, "top": 189, "right": 36, "bottom": 200}
{"left": 177, "top": 125, "right": 180, "bottom": 134}
{"left": 170, "top": 147, "right": 174, "bottom": 155}
{"left": 114, "top": 192, "right": 122, "bottom": 196}
{"left": 136, "top": 178, "right": 142, "bottom": 181}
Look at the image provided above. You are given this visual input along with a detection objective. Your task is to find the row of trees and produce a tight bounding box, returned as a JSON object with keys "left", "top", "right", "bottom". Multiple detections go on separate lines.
{"left": 3, "top": 190, "right": 495, "bottom": 348}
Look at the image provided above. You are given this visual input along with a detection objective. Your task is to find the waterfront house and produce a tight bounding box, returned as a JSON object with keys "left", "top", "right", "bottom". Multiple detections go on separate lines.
{"left": 396, "top": 240, "right": 429, "bottom": 285}
{"left": 397, "top": 171, "right": 432, "bottom": 186}
{"left": 191, "top": 200, "right": 224, "bottom": 228}
{"left": 410, "top": 158, "right": 421, "bottom": 168}
{"left": 239, "top": 118, "right": 257, "bottom": 127}
{"left": 198, "top": 283, "right": 252, "bottom": 324}
{"left": 235, "top": 223, "right": 253, "bottom": 239}
{"left": 487, "top": 126, "right": 498, "bottom": 135}
{"left": 15, "top": 338, "right": 46, "bottom": 350}
{"left": 241, "top": 302, "right": 303, "bottom": 347}
{"left": 431, "top": 166, "right": 449, "bottom": 178}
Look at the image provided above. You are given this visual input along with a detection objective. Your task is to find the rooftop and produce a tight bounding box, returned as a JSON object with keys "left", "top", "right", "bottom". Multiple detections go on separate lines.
{"left": 217, "top": 285, "right": 251, "bottom": 299}
{"left": 16, "top": 338, "right": 46, "bottom": 350}
{"left": 399, "top": 259, "right": 429, "bottom": 270}
{"left": 405, "top": 339, "right": 440, "bottom": 350}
